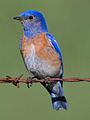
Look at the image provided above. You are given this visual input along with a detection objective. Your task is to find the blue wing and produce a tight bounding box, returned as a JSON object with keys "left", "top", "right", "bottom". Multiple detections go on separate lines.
{"left": 46, "top": 33, "right": 64, "bottom": 81}
{"left": 46, "top": 33, "right": 63, "bottom": 61}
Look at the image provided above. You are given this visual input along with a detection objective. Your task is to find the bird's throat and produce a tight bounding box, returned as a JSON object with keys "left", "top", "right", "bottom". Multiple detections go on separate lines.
{"left": 24, "top": 28, "right": 39, "bottom": 39}
{"left": 23, "top": 22, "right": 48, "bottom": 39}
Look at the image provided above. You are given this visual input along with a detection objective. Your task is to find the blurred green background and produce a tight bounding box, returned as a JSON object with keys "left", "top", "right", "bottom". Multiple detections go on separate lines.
{"left": 0, "top": 0, "right": 90, "bottom": 120}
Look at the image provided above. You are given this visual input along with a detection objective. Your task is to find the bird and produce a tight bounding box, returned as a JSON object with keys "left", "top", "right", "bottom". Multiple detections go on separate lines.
{"left": 13, "top": 10, "right": 68, "bottom": 110}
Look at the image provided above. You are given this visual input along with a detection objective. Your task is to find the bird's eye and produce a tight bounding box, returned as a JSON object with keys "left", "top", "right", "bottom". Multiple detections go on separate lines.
{"left": 29, "top": 16, "right": 34, "bottom": 20}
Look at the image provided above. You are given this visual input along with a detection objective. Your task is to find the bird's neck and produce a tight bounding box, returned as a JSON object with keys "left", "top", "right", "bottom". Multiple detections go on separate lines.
{"left": 23, "top": 21, "right": 48, "bottom": 39}
{"left": 24, "top": 27, "right": 42, "bottom": 38}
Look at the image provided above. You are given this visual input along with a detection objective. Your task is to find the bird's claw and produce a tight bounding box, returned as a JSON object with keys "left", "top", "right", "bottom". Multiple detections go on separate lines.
{"left": 44, "top": 77, "right": 50, "bottom": 83}
{"left": 26, "top": 77, "right": 33, "bottom": 88}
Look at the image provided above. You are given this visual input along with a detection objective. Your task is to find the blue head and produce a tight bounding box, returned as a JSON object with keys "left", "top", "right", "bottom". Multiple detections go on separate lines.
{"left": 13, "top": 10, "right": 48, "bottom": 38}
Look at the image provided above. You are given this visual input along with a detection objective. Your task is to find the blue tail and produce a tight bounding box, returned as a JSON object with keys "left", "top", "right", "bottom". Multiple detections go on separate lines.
{"left": 51, "top": 82, "right": 68, "bottom": 110}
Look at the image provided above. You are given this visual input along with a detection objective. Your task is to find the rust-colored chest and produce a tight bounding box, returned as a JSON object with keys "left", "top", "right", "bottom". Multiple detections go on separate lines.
{"left": 20, "top": 33, "right": 61, "bottom": 68}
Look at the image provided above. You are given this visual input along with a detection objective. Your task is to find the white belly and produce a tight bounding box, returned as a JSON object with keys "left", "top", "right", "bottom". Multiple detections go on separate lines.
{"left": 24, "top": 45, "right": 58, "bottom": 78}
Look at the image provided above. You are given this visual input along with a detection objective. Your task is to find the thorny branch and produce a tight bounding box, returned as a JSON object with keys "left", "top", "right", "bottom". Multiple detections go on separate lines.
{"left": 0, "top": 74, "right": 90, "bottom": 88}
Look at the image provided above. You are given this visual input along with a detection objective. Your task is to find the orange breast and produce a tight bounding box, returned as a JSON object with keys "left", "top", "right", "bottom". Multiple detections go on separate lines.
{"left": 21, "top": 33, "right": 61, "bottom": 71}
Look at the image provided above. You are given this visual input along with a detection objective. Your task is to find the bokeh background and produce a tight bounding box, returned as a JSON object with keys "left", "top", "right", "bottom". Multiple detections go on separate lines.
{"left": 0, "top": 0, "right": 90, "bottom": 120}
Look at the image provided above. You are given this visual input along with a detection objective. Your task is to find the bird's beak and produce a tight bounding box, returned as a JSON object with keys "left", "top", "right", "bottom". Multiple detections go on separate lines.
{"left": 13, "top": 16, "right": 22, "bottom": 20}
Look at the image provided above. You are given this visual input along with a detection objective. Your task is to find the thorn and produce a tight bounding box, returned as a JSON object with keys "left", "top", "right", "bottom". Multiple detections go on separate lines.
{"left": 6, "top": 75, "right": 12, "bottom": 79}
{"left": 12, "top": 74, "right": 23, "bottom": 88}
{"left": 17, "top": 74, "right": 23, "bottom": 80}
{"left": 12, "top": 80, "right": 19, "bottom": 88}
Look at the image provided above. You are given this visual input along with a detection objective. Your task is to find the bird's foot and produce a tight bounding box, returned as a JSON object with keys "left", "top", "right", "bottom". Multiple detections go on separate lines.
{"left": 44, "top": 77, "right": 51, "bottom": 86}
{"left": 26, "top": 77, "right": 33, "bottom": 88}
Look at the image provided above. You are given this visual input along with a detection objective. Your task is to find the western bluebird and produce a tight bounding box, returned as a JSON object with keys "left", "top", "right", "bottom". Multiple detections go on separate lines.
{"left": 13, "top": 10, "right": 68, "bottom": 110}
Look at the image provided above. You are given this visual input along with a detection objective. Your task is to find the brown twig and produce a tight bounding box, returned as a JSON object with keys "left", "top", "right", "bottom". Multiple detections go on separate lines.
{"left": 0, "top": 75, "right": 90, "bottom": 88}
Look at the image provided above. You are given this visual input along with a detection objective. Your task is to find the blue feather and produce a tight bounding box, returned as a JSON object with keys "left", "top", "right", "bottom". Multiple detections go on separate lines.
{"left": 46, "top": 33, "right": 63, "bottom": 61}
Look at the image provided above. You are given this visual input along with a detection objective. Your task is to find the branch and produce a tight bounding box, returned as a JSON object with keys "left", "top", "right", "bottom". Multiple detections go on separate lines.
{"left": 0, "top": 75, "right": 90, "bottom": 88}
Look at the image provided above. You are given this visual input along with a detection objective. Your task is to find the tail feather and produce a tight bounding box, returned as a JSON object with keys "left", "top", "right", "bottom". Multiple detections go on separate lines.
{"left": 51, "top": 94, "right": 68, "bottom": 110}
{"left": 51, "top": 82, "right": 68, "bottom": 110}
{"left": 41, "top": 81, "right": 68, "bottom": 110}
